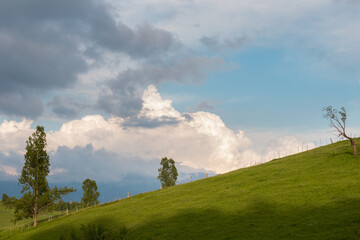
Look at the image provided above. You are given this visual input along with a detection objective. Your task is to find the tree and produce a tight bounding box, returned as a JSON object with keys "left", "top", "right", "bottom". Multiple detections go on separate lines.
{"left": 323, "top": 106, "right": 357, "bottom": 155}
{"left": 16, "top": 126, "right": 75, "bottom": 227}
{"left": 157, "top": 157, "right": 178, "bottom": 187}
{"left": 2, "top": 193, "right": 9, "bottom": 203}
{"left": 81, "top": 178, "right": 100, "bottom": 207}
{"left": 1, "top": 193, "right": 16, "bottom": 208}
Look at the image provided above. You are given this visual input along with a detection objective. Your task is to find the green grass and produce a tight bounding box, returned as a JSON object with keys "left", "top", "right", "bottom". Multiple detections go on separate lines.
{"left": 0, "top": 203, "right": 15, "bottom": 229}
{"left": 0, "top": 203, "right": 67, "bottom": 237}
{"left": 2, "top": 140, "right": 360, "bottom": 239}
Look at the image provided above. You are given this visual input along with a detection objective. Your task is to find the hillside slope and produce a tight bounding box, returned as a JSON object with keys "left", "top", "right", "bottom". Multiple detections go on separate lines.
{"left": 2, "top": 140, "right": 360, "bottom": 239}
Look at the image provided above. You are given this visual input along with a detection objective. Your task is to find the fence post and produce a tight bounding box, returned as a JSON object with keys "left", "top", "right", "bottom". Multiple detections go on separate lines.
{"left": 190, "top": 176, "right": 192, "bottom": 182}
{"left": 206, "top": 173, "right": 208, "bottom": 178}
{"left": 127, "top": 192, "right": 129, "bottom": 198}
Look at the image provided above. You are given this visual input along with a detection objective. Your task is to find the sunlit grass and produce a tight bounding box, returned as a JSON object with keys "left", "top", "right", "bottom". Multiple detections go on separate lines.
{"left": 2, "top": 140, "right": 360, "bottom": 239}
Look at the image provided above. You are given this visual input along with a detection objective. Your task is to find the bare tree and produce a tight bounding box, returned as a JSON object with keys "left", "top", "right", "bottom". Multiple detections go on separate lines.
{"left": 323, "top": 106, "right": 357, "bottom": 155}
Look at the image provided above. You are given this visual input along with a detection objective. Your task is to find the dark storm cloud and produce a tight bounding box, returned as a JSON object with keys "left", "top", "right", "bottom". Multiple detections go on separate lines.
{"left": 0, "top": 93, "right": 44, "bottom": 119}
{"left": 47, "top": 96, "right": 90, "bottom": 119}
{"left": 98, "top": 56, "right": 224, "bottom": 117}
{"left": 0, "top": 0, "right": 179, "bottom": 118}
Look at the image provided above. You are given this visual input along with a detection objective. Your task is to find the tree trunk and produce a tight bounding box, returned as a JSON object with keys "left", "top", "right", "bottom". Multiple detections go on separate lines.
{"left": 350, "top": 138, "right": 357, "bottom": 155}
{"left": 34, "top": 190, "right": 38, "bottom": 227}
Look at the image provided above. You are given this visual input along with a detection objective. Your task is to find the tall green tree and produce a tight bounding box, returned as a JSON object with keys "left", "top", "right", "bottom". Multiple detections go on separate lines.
{"left": 157, "top": 157, "right": 178, "bottom": 187}
{"left": 18, "top": 126, "right": 49, "bottom": 227}
{"left": 16, "top": 126, "right": 75, "bottom": 227}
{"left": 81, "top": 178, "right": 100, "bottom": 206}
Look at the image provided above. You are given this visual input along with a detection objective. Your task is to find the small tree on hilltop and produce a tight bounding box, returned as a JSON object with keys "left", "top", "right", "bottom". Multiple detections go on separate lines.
{"left": 157, "top": 157, "right": 178, "bottom": 187}
{"left": 323, "top": 106, "right": 357, "bottom": 155}
{"left": 81, "top": 178, "right": 100, "bottom": 207}
{"left": 16, "top": 126, "right": 75, "bottom": 227}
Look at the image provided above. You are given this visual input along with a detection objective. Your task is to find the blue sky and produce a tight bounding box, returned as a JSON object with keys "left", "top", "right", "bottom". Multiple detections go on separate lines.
{"left": 1, "top": 0, "right": 360, "bottom": 184}
{"left": 160, "top": 46, "right": 360, "bottom": 130}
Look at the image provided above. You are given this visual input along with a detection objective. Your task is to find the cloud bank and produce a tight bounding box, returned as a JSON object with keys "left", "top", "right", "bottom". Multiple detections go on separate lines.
{"left": 0, "top": 0, "right": 179, "bottom": 119}
{"left": 0, "top": 86, "right": 317, "bottom": 182}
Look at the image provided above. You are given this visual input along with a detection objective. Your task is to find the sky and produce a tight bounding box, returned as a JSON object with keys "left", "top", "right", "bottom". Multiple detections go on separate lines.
{"left": 1, "top": 0, "right": 360, "bottom": 185}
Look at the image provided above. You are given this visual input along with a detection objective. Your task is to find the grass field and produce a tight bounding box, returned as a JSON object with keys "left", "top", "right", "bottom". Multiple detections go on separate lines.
{"left": 0, "top": 203, "right": 67, "bottom": 237}
{"left": 1, "top": 140, "right": 360, "bottom": 239}
{"left": 0, "top": 203, "right": 15, "bottom": 229}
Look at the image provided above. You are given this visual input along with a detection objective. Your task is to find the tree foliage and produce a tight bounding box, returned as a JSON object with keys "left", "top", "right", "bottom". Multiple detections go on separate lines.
{"left": 1, "top": 193, "right": 16, "bottom": 208}
{"left": 81, "top": 178, "right": 100, "bottom": 206}
{"left": 15, "top": 126, "right": 75, "bottom": 227}
{"left": 323, "top": 106, "right": 357, "bottom": 155}
{"left": 157, "top": 157, "right": 178, "bottom": 187}
{"left": 2, "top": 193, "right": 9, "bottom": 203}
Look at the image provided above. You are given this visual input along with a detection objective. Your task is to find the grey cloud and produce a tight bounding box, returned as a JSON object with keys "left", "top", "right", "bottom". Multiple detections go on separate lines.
{"left": 92, "top": 22, "right": 180, "bottom": 58}
{"left": 50, "top": 144, "right": 159, "bottom": 183}
{"left": 183, "top": 113, "right": 194, "bottom": 122}
{"left": 98, "top": 83, "right": 143, "bottom": 118}
{"left": 0, "top": 0, "right": 179, "bottom": 118}
{"left": 0, "top": 93, "right": 44, "bottom": 119}
{"left": 196, "top": 100, "right": 219, "bottom": 111}
{"left": 0, "top": 152, "right": 23, "bottom": 181}
{"left": 52, "top": 107, "right": 77, "bottom": 119}
{"left": 123, "top": 116, "right": 181, "bottom": 129}
{"left": 200, "top": 35, "right": 247, "bottom": 51}
{"left": 50, "top": 144, "right": 216, "bottom": 184}
{"left": 47, "top": 96, "right": 90, "bottom": 119}
{"left": 0, "top": 147, "right": 212, "bottom": 194}
{"left": 0, "top": 0, "right": 179, "bottom": 58}
{"left": 99, "top": 56, "right": 224, "bottom": 117}
{"left": 0, "top": 32, "right": 85, "bottom": 93}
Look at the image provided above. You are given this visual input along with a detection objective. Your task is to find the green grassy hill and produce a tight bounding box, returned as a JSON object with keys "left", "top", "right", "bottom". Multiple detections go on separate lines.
{"left": 0, "top": 203, "right": 15, "bottom": 229}
{"left": 2, "top": 140, "right": 360, "bottom": 239}
{"left": 0, "top": 203, "right": 65, "bottom": 235}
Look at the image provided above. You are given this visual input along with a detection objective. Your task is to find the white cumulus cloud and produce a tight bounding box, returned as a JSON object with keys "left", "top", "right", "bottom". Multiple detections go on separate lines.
{"left": 46, "top": 85, "right": 258, "bottom": 173}
{"left": 0, "top": 165, "right": 19, "bottom": 176}
{"left": 0, "top": 119, "right": 33, "bottom": 154}
{"left": 0, "top": 85, "right": 323, "bottom": 180}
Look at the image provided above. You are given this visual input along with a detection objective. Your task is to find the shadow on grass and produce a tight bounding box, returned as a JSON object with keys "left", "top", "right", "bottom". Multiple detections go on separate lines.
{"left": 29, "top": 198, "right": 360, "bottom": 240}
{"left": 127, "top": 198, "right": 360, "bottom": 240}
